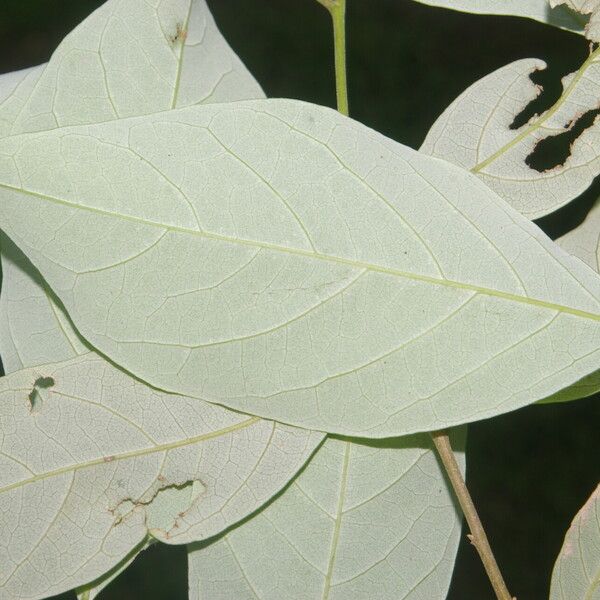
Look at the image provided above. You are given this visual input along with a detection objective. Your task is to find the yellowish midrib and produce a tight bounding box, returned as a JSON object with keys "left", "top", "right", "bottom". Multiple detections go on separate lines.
{"left": 169, "top": 0, "right": 194, "bottom": 110}
{"left": 322, "top": 442, "right": 351, "bottom": 599}
{"left": 1, "top": 182, "right": 599, "bottom": 322}
{"left": 472, "top": 46, "right": 600, "bottom": 173}
{"left": 0, "top": 416, "right": 259, "bottom": 495}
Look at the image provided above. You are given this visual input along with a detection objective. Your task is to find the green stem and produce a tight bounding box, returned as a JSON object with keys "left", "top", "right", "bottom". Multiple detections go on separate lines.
{"left": 431, "top": 430, "right": 515, "bottom": 600}
{"left": 331, "top": 1, "right": 348, "bottom": 116}
{"left": 316, "top": 0, "right": 349, "bottom": 116}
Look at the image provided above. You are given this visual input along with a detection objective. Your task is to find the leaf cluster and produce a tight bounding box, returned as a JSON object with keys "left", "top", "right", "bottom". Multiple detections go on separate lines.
{"left": 0, "top": 1, "right": 598, "bottom": 599}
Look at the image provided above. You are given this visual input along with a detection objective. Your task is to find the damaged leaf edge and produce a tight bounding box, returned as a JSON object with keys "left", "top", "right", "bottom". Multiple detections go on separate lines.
{"left": 472, "top": 45, "right": 600, "bottom": 177}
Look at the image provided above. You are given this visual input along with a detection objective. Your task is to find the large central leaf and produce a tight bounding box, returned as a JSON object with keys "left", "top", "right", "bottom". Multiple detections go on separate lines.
{"left": 549, "top": 484, "right": 600, "bottom": 600}
{"left": 540, "top": 201, "right": 600, "bottom": 403}
{"left": 0, "top": 99, "right": 598, "bottom": 437}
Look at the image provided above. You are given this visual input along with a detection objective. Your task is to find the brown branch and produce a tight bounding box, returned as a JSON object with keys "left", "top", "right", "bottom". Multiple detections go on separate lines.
{"left": 431, "top": 430, "right": 516, "bottom": 600}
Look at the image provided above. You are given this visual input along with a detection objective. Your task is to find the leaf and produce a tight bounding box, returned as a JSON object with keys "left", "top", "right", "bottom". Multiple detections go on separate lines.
{"left": 549, "top": 483, "right": 600, "bottom": 600}
{"left": 0, "top": 66, "right": 86, "bottom": 374}
{"left": 0, "top": 65, "right": 45, "bottom": 138}
{"left": 0, "top": 0, "right": 265, "bottom": 373}
{"left": 409, "top": 0, "right": 587, "bottom": 33}
{"left": 0, "top": 234, "right": 87, "bottom": 372}
{"left": 538, "top": 199, "right": 600, "bottom": 403}
{"left": 538, "top": 368, "right": 600, "bottom": 402}
{"left": 0, "top": 353, "right": 323, "bottom": 600}
{"left": 421, "top": 50, "right": 600, "bottom": 218}
{"left": 0, "top": 0, "right": 264, "bottom": 137}
{"left": 188, "top": 431, "right": 465, "bottom": 600}
{"left": 550, "top": 0, "right": 600, "bottom": 40}
{"left": 0, "top": 100, "right": 598, "bottom": 437}
{"left": 558, "top": 199, "right": 600, "bottom": 272}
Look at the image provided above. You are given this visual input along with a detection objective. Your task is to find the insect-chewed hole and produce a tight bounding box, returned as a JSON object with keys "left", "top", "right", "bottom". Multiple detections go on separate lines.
{"left": 525, "top": 108, "right": 600, "bottom": 172}
{"left": 34, "top": 376, "right": 55, "bottom": 389}
{"left": 28, "top": 376, "right": 55, "bottom": 412}
{"left": 168, "top": 22, "right": 187, "bottom": 46}
{"left": 509, "top": 66, "right": 564, "bottom": 130}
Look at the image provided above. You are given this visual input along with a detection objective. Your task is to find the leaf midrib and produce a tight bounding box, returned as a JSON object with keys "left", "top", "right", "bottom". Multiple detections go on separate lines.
{"left": 0, "top": 414, "right": 259, "bottom": 495}
{"left": 321, "top": 441, "right": 350, "bottom": 600}
{"left": 170, "top": 0, "right": 194, "bottom": 110}
{"left": 1, "top": 181, "right": 599, "bottom": 322}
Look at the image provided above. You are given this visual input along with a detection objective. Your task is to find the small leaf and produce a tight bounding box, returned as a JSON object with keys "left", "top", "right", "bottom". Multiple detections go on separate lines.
{"left": 558, "top": 199, "right": 600, "bottom": 272}
{"left": 0, "top": 235, "right": 87, "bottom": 372}
{"left": 409, "top": 0, "right": 587, "bottom": 33}
{"left": 0, "top": 353, "right": 323, "bottom": 600}
{"left": 421, "top": 52, "right": 600, "bottom": 218}
{"left": 549, "top": 483, "right": 600, "bottom": 600}
{"left": 189, "top": 431, "right": 465, "bottom": 600}
{"left": 550, "top": 0, "right": 600, "bottom": 40}
{"left": 538, "top": 368, "right": 600, "bottom": 402}
{"left": 0, "top": 65, "right": 45, "bottom": 138}
{"left": 538, "top": 200, "right": 600, "bottom": 403}
{"left": 0, "top": 100, "right": 598, "bottom": 437}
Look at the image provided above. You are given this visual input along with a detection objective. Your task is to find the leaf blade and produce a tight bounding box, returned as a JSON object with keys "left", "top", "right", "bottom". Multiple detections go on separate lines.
{"left": 549, "top": 484, "right": 600, "bottom": 600}
{"left": 0, "top": 353, "right": 323, "bottom": 600}
{"left": 0, "top": 100, "right": 598, "bottom": 436}
{"left": 558, "top": 199, "right": 600, "bottom": 272}
{"left": 540, "top": 199, "right": 600, "bottom": 403}
{"left": 410, "top": 0, "right": 586, "bottom": 33}
{"left": 421, "top": 51, "right": 600, "bottom": 218}
{"left": 188, "top": 432, "right": 465, "bottom": 600}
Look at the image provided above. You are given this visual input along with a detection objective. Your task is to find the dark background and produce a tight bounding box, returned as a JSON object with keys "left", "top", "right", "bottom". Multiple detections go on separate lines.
{"left": 0, "top": 1, "right": 598, "bottom": 599}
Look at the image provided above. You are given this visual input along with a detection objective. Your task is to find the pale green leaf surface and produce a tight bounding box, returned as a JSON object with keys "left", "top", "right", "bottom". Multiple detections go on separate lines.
{"left": 188, "top": 431, "right": 465, "bottom": 600}
{"left": 410, "top": 0, "right": 586, "bottom": 32}
{"left": 558, "top": 199, "right": 600, "bottom": 272}
{"left": 421, "top": 52, "right": 600, "bottom": 218}
{"left": 539, "top": 200, "right": 600, "bottom": 403}
{"left": 0, "top": 353, "right": 323, "bottom": 600}
{"left": 0, "top": 235, "right": 86, "bottom": 372}
{"left": 0, "top": 65, "right": 45, "bottom": 138}
{"left": 76, "top": 484, "right": 228, "bottom": 600}
{"left": 0, "top": 0, "right": 264, "bottom": 137}
{"left": 0, "top": 0, "right": 265, "bottom": 374}
{"left": 0, "top": 100, "right": 599, "bottom": 437}
{"left": 549, "top": 483, "right": 600, "bottom": 600}
{"left": 0, "top": 67, "right": 85, "bottom": 373}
